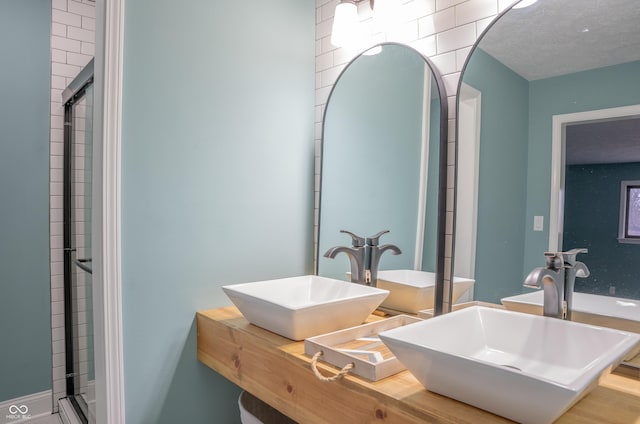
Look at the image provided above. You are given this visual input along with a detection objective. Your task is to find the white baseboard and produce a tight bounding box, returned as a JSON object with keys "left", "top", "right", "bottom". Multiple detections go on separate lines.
{"left": 0, "top": 390, "right": 52, "bottom": 423}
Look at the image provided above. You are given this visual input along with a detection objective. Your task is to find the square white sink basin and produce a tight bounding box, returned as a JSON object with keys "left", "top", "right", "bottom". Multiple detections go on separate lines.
{"left": 375, "top": 270, "right": 474, "bottom": 313}
{"left": 502, "top": 291, "right": 640, "bottom": 333}
{"left": 222, "top": 275, "right": 388, "bottom": 340}
{"left": 379, "top": 306, "right": 640, "bottom": 424}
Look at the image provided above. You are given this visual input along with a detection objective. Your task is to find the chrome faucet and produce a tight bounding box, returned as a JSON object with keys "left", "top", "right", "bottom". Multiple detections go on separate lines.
{"left": 523, "top": 248, "right": 590, "bottom": 319}
{"left": 324, "top": 229, "right": 401, "bottom": 286}
{"left": 324, "top": 230, "right": 367, "bottom": 284}
{"left": 366, "top": 230, "right": 402, "bottom": 286}
{"left": 560, "top": 248, "right": 591, "bottom": 320}
{"left": 523, "top": 257, "right": 564, "bottom": 319}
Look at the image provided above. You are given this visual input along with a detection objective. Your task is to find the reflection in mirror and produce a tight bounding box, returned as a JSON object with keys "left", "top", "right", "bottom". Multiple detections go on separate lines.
{"left": 564, "top": 117, "right": 640, "bottom": 299}
{"left": 317, "top": 43, "right": 449, "bottom": 313}
{"left": 455, "top": 0, "right": 640, "bottom": 312}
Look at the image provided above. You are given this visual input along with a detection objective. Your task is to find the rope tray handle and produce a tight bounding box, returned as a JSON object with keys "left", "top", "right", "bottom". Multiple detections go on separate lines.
{"left": 310, "top": 351, "right": 355, "bottom": 382}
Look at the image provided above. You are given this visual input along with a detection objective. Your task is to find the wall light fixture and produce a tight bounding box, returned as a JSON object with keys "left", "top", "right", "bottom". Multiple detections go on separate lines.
{"left": 331, "top": 0, "right": 360, "bottom": 48}
{"left": 331, "top": 0, "right": 401, "bottom": 50}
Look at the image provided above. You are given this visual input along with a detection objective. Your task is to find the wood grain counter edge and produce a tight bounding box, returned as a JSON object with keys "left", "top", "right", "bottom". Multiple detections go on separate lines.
{"left": 196, "top": 307, "right": 640, "bottom": 424}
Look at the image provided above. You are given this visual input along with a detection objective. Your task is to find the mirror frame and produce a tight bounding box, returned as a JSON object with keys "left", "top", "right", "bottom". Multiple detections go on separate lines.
{"left": 315, "top": 42, "right": 450, "bottom": 315}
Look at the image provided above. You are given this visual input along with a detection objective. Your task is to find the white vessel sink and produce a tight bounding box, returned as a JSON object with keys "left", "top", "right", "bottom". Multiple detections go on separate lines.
{"left": 379, "top": 306, "right": 640, "bottom": 424}
{"left": 375, "top": 269, "right": 474, "bottom": 313}
{"left": 222, "top": 275, "right": 388, "bottom": 340}
{"left": 502, "top": 291, "right": 640, "bottom": 333}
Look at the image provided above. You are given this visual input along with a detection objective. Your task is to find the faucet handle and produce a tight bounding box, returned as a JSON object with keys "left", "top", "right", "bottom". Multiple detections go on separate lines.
{"left": 543, "top": 252, "right": 563, "bottom": 270}
{"left": 574, "top": 261, "right": 590, "bottom": 278}
{"left": 339, "top": 230, "right": 365, "bottom": 248}
{"left": 366, "top": 230, "right": 390, "bottom": 246}
{"left": 561, "top": 248, "right": 588, "bottom": 265}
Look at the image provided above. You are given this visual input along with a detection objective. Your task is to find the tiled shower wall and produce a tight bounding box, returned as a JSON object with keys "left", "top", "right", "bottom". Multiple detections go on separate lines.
{"left": 49, "top": 0, "right": 95, "bottom": 410}
{"left": 314, "top": 0, "right": 511, "bottom": 306}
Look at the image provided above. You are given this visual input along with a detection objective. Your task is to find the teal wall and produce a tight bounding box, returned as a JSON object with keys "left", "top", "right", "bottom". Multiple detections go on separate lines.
{"left": 318, "top": 46, "right": 425, "bottom": 279}
{"left": 564, "top": 163, "right": 640, "bottom": 299}
{"left": 462, "top": 48, "right": 529, "bottom": 303}
{"left": 120, "top": 1, "right": 315, "bottom": 422}
{"left": 524, "top": 60, "right": 640, "bottom": 273}
{"left": 0, "top": 0, "right": 51, "bottom": 401}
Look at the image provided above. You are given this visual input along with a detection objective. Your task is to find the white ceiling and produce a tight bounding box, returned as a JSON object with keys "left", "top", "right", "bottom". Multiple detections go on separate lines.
{"left": 476, "top": 0, "right": 640, "bottom": 164}
{"left": 479, "top": 0, "right": 640, "bottom": 81}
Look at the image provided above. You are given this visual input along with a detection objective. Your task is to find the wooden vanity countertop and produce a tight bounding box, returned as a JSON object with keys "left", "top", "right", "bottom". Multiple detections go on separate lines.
{"left": 196, "top": 306, "right": 640, "bottom": 424}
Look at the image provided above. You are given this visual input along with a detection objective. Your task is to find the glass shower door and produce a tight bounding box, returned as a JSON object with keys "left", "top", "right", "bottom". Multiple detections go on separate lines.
{"left": 63, "top": 61, "right": 95, "bottom": 423}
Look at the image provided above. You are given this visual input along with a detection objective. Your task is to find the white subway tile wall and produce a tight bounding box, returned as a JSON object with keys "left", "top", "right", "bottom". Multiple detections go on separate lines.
{"left": 314, "top": 0, "right": 511, "bottom": 306}
{"left": 50, "top": 0, "right": 95, "bottom": 411}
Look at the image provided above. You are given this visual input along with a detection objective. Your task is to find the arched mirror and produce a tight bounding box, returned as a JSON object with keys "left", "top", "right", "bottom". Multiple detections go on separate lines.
{"left": 316, "top": 42, "right": 450, "bottom": 314}
{"left": 454, "top": 0, "right": 640, "bottom": 322}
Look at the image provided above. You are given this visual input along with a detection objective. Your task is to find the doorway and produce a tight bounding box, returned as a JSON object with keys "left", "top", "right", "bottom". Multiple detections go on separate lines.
{"left": 455, "top": 82, "right": 482, "bottom": 302}
{"left": 550, "top": 105, "right": 640, "bottom": 300}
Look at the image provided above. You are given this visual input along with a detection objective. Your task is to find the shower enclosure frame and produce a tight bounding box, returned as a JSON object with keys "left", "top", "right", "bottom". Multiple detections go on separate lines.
{"left": 62, "top": 58, "right": 95, "bottom": 424}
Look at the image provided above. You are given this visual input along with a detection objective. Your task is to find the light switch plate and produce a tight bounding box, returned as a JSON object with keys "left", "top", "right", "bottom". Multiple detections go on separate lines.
{"left": 534, "top": 215, "right": 544, "bottom": 231}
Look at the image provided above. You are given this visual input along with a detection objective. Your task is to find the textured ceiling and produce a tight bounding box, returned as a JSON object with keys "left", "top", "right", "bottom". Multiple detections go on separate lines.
{"left": 479, "top": 0, "right": 640, "bottom": 81}
{"left": 566, "top": 117, "right": 640, "bottom": 165}
{"left": 477, "top": 0, "right": 640, "bottom": 164}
